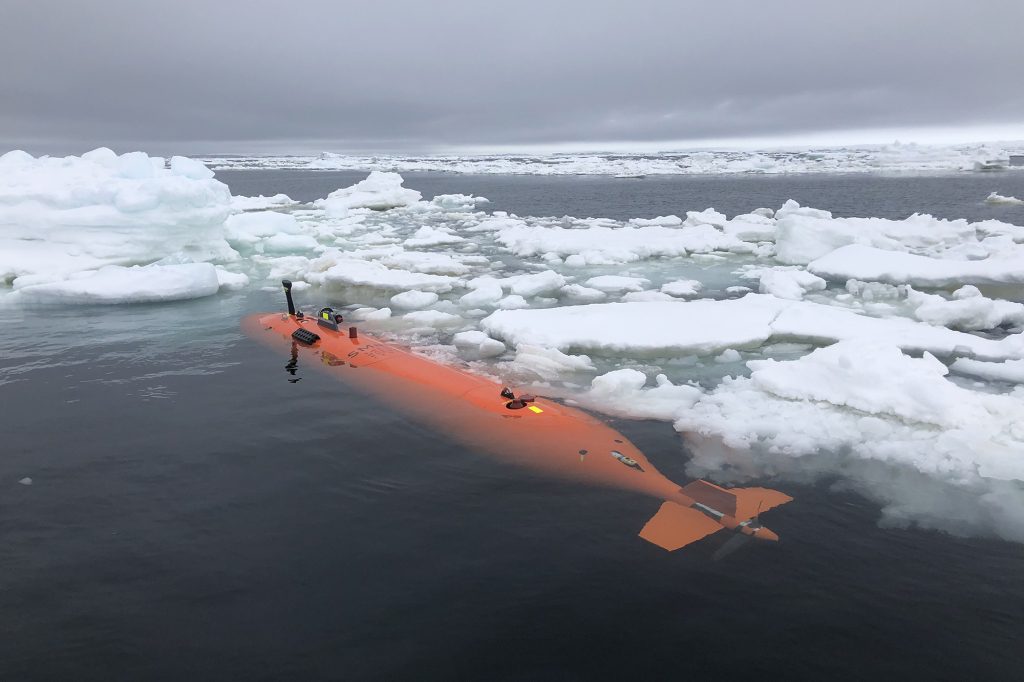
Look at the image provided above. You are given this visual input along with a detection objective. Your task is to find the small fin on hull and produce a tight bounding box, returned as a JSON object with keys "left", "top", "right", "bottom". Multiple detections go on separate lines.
{"left": 681, "top": 481, "right": 793, "bottom": 523}
{"left": 639, "top": 501, "right": 724, "bottom": 551}
{"left": 730, "top": 487, "right": 793, "bottom": 523}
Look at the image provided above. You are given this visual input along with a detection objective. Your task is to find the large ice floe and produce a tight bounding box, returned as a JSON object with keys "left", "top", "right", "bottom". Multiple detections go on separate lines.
{"left": 0, "top": 148, "right": 239, "bottom": 303}
{"left": 7, "top": 151, "right": 1024, "bottom": 544}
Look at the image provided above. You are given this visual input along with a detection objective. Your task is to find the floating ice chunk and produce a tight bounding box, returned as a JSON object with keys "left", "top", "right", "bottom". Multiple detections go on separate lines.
{"left": 430, "top": 193, "right": 490, "bottom": 210}
{"left": 452, "top": 330, "right": 506, "bottom": 357}
{"left": 660, "top": 279, "right": 703, "bottom": 297}
{"left": 583, "top": 369, "right": 702, "bottom": 421}
{"left": 379, "top": 251, "right": 471, "bottom": 276}
{"left": 809, "top": 244, "right": 1024, "bottom": 287}
{"left": 776, "top": 207, "right": 978, "bottom": 265}
{"left": 758, "top": 268, "right": 827, "bottom": 300}
{"left": 315, "top": 171, "right": 421, "bottom": 215}
{"left": 583, "top": 275, "right": 651, "bottom": 293}
{"left": 483, "top": 294, "right": 1023, "bottom": 360}
{"left": 483, "top": 297, "right": 783, "bottom": 356}
{"left": 402, "top": 310, "right": 462, "bottom": 328}
{"left": 18, "top": 477, "right": 32, "bottom": 485}
{"left": 774, "top": 199, "right": 832, "bottom": 221}
{"left": 951, "top": 358, "right": 1024, "bottom": 383}
{"left": 621, "top": 290, "right": 677, "bottom": 302}
{"left": 749, "top": 342, "right": 978, "bottom": 427}
{"left": 460, "top": 278, "right": 505, "bottom": 307}
{"left": 497, "top": 295, "right": 530, "bottom": 309}
{"left": 403, "top": 225, "right": 466, "bottom": 248}
{"left": 684, "top": 208, "right": 728, "bottom": 228}
{"left": 215, "top": 267, "right": 250, "bottom": 291}
{"left": 909, "top": 286, "right": 1024, "bottom": 331}
{"left": 628, "top": 215, "right": 682, "bottom": 227}
{"left": 307, "top": 255, "right": 458, "bottom": 293}
{"left": 723, "top": 213, "right": 777, "bottom": 242}
{"left": 985, "top": 192, "right": 1024, "bottom": 206}
{"left": 231, "top": 193, "right": 297, "bottom": 211}
{"left": 390, "top": 289, "right": 439, "bottom": 309}
{"left": 714, "top": 349, "right": 742, "bottom": 363}
{"left": 363, "top": 307, "right": 392, "bottom": 320}
{"left": 12, "top": 263, "right": 220, "bottom": 304}
{"left": 506, "top": 344, "right": 596, "bottom": 379}
{"left": 561, "top": 284, "right": 607, "bottom": 303}
{"left": 504, "top": 270, "right": 566, "bottom": 297}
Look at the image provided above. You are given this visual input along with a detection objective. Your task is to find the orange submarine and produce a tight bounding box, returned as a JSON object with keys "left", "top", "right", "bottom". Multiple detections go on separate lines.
{"left": 243, "top": 281, "right": 792, "bottom": 555}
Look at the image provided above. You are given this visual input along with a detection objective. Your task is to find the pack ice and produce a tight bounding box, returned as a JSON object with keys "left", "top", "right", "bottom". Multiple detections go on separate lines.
{"left": 7, "top": 153, "right": 1024, "bottom": 543}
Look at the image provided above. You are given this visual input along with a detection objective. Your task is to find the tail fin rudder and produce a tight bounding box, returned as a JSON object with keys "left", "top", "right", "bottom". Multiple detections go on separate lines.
{"left": 639, "top": 501, "right": 724, "bottom": 551}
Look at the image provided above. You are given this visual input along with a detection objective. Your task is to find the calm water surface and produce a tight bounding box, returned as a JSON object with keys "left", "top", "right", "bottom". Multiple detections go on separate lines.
{"left": 2, "top": 172, "right": 1023, "bottom": 681}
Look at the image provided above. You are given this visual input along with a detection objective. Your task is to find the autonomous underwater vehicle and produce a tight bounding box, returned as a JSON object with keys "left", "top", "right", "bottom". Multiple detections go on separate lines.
{"left": 243, "top": 281, "right": 792, "bottom": 555}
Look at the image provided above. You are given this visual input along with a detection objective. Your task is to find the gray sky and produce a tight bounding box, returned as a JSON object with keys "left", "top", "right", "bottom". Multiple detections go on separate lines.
{"left": 3, "top": 0, "right": 1023, "bottom": 155}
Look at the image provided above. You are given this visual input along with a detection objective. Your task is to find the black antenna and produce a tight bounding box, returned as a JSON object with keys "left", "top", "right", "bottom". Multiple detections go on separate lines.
{"left": 282, "top": 280, "right": 296, "bottom": 315}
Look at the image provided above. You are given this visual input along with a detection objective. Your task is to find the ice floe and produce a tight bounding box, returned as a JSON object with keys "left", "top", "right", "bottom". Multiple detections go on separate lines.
{"left": 482, "top": 295, "right": 1024, "bottom": 361}
{"left": 985, "top": 191, "right": 1023, "bottom": 206}
{"left": 809, "top": 244, "right": 1024, "bottom": 287}
{"left": 0, "top": 148, "right": 235, "bottom": 287}
{"left": 314, "top": 171, "right": 421, "bottom": 216}
{"left": 11, "top": 263, "right": 222, "bottom": 304}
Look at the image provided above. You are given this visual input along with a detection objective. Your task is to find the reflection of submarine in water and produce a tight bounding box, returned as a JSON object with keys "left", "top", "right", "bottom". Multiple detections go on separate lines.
{"left": 243, "top": 281, "right": 792, "bottom": 554}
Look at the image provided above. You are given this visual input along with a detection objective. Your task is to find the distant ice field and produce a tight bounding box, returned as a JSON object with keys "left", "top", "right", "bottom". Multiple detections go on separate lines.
{"left": 200, "top": 141, "right": 1024, "bottom": 176}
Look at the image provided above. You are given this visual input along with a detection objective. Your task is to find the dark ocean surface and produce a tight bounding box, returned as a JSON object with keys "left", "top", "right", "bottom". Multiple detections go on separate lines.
{"left": 2, "top": 171, "right": 1024, "bottom": 681}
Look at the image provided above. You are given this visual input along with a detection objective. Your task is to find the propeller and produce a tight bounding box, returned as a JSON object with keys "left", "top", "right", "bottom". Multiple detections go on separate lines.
{"left": 712, "top": 498, "right": 765, "bottom": 561}
{"left": 713, "top": 532, "right": 752, "bottom": 561}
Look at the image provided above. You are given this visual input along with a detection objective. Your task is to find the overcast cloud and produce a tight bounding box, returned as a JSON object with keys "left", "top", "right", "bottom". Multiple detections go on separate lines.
{"left": 2, "top": 0, "right": 1022, "bottom": 154}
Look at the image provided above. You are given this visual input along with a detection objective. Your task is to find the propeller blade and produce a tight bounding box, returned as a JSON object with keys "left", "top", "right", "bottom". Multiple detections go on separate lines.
{"left": 713, "top": 532, "right": 752, "bottom": 561}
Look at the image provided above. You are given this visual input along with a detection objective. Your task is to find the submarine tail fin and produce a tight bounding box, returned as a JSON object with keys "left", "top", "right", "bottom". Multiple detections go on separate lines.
{"left": 639, "top": 501, "right": 723, "bottom": 551}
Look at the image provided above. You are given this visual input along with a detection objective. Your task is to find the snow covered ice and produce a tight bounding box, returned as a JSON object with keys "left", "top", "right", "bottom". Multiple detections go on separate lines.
{"left": 6, "top": 151, "right": 1024, "bottom": 543}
